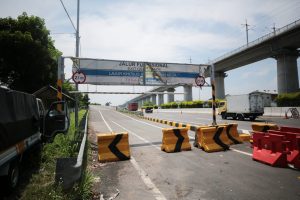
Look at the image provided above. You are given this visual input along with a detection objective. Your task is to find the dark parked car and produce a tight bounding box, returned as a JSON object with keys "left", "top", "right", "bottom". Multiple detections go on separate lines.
{"left": 145, "top": 107, "right": 153, "bottom": 113}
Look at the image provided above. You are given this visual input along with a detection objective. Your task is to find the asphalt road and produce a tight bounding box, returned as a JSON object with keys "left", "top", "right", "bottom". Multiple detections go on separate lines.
{"left": 88, "top": 105, "right": 300, "bottom": 200}
{"left": 147, "top": 109, "right": 300, "bottom": 130}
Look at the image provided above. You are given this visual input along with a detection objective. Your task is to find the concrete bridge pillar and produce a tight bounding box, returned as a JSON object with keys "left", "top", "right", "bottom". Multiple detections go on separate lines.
{"left": 183, "top": 85, "right": 193, "bottom": 101}
{"left": 151, "top": 94, "right": 157, "bottom": 105}
{"left": 143, "top": 98, "right": 148, "bottom": 106}
{"left": 167, "top": 88, "right": 175, "bottom": 103}
{"left": 276, "top": 51, "right": 299, "bottom": 94}
{"left": 215, "top": 72, "right": 226, "bottom": 99}
{"left": 146, "top": 96, "right": 151, "bottom": 103}
{"left": 158, "top": 93, "right": 164, "bottom": 105}
{"left": 138, "top": 100, "right": 142, "bottom": 108}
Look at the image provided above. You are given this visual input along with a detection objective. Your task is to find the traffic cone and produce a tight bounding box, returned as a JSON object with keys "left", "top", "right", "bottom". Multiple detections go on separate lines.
{"left": 285, "top": 111, "right": 288, "bottom": 119}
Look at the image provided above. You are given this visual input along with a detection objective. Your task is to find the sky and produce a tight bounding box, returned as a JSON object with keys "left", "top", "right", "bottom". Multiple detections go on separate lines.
{"left": 1, "top": 0, "right": 300, "bottom": 105}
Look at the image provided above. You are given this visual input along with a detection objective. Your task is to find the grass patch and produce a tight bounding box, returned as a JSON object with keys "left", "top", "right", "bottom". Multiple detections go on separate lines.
{"left": 20, "top": 110, "right": 93, "bottom": 200}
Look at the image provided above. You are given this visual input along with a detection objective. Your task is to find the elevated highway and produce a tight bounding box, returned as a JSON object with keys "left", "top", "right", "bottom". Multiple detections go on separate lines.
{"left": 213, "top": 19, "right": 300, "bottom": 97}
{"left": 124, "top": 20, "right": 300, "bottom": 107}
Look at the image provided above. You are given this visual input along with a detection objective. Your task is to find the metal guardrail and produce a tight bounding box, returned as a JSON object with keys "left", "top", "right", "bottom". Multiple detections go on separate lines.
{"left": 212, "top": 19, "right": 300, "bottom": 64}
{"left": 55, "top": 110, "right": 89, "bottom": 190}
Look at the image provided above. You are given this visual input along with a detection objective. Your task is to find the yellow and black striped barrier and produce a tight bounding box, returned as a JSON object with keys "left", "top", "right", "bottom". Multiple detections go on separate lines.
{"left": 251, "top": 123, "right": 278, "bottom": 132}
{"left": 97, "top": 132, "right": 130, "bottom": 162}
{"left": 57, "top": 79, "right": 63, "bottom": 111}
{"left": 218, "top": 123, "right": 243, "bottom": 144}
{"left": 138, "top": 115, "right": 202, "bottom": 132}
{"left": 194, "top": 126, "right": 230, "bottom": 152}
{"left": 239, "top": 134, "right": 251, "bottom": 142}
{"left": 161, "top": 128, "right": 191, "bottom": 153}
{"left": 138, "top": 115, "right": 248, "bottom": 152}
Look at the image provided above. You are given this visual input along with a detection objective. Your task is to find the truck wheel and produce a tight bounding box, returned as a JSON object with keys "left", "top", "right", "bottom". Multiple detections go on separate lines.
{"left": 249, "top": 116, "right": 256, "bottom": 121}
{"left": 6, "top": 160, "right": 20, "bottom": 190}
{"left": 237, "top": 114, "right": 244, "bottom": 121}
{"left": 221, "top": 112, "right": 227, "bottom": 119}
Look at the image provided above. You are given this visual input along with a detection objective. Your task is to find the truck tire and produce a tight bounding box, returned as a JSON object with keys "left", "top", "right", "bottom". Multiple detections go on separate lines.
{"left": 237, "top": 114, "right": 244, "bottom": 121}
{"left": 221, "top": 112, "right": 227, "bottom": 119}
{"left": 249, "top": 116, "right": 256, "bottom": 121}
{"left": 6, "top": 160, "right": 20, "bottom": 191}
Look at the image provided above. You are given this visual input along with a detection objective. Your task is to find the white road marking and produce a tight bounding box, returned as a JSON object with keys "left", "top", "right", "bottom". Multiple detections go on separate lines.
{"left": 98, "top": 110, "right": 166, "bottom": 200}
{"left": 118, "top": 111, "right": 255, "bottom": 157}
{"left": 196, "top": 117, "right": 212, "bottom": 121}
{"left": 118, "top": 112, "right": 198, "bottom": 143}
{"left": 130, "top": 157, "right": 167, "bottom": 200}
{"left": 238, "top": 129, "right": 251, "bottom": 134}
{"left": 98, "top": 110, "right": 113, "bottom": 132}
{"left": 118, "top": 112, "right": 165, "bottom": 129}
{"left": 111, "top": 121, "right": 161, "bottom": 151}
{"left": 230, "top": 148, "right": 252, "bottom": 156}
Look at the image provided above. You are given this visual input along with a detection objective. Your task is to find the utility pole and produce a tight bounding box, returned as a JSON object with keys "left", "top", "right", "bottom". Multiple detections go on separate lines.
{"left": 75, "top": 0, "right": 80, "bottom": 128}
{"left": 272, "top": 23, "right": 276, "bottom": 34}
{"left": 241, "top": 19, "right": 250, "bottom": 45}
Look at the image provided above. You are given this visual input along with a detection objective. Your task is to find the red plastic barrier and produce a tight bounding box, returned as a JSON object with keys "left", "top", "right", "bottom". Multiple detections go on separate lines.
{"left": 280, "top": 126, "right": 300, "bottom": 135}
{"left": 294, "top": 137, "right": 300, "bottom": 169}
{"left": 268, "top": 130, "right": 300, "bottom": 168}
{"left": 252, "top": 132, "right": 288, "bottom": 167}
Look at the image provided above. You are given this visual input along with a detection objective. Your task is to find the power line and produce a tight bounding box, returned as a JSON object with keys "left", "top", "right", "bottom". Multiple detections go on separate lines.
{"left": 59, "top": 0, "right": 77, "bottom": 33}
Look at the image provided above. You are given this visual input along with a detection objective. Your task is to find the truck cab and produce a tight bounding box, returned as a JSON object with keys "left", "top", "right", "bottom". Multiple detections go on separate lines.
{"left": 0, "top": 88, "right": 70, "bottom": 190}
{"left": 217, "top": 101, "right": 227, "bottom": 115}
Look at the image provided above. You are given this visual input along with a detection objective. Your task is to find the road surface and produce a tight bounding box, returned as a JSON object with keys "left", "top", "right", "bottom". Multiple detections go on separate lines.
{"left": 88, "top": 105, "right": 300, "bottom": 200}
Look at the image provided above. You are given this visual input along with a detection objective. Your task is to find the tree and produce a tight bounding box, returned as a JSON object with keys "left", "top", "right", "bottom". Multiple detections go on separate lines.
{"left": 0, "top": 13, "right": 61, "bottom": 93}
{"left": 62, "top": 82, "right": 90, "bottom": 108}
{"left": 80, "top": 94, "right": 90, "bottom": 108}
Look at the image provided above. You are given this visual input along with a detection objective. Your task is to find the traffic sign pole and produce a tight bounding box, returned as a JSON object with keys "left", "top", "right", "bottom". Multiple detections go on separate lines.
{"left": 75, "top": 0, "right": 80, "bottom": 129}
{"left": 57, "top": 56, "right": 64, "bottom": 112}
{"left": 210, "top": 64, "right": 217, "bottom": 126}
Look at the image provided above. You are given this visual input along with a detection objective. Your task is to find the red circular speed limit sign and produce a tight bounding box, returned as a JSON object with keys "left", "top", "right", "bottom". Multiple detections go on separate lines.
{"left": 195, "top": 75, "right": 206, "bottom": 87}
{"left": 72, "top": 71, "right": 86, "bottom": 84}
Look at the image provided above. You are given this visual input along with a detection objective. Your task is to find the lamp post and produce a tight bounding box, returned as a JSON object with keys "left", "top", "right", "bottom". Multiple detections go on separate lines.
{"left": 75, "top": 0, "right": 80, "bottom": 128}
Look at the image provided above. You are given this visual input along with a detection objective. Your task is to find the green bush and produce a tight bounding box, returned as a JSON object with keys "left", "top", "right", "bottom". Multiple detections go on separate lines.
{"left": 160, "top": 102, "right": 178, "bottom": 109}
{"left": 160, "top": 99, "right": 225, "bottom": 109}
{"left": 276, "top": 92, "right": 300, "bottom": 106}
{"left": 21, "top": 110, "right": 92, "bottom": 200}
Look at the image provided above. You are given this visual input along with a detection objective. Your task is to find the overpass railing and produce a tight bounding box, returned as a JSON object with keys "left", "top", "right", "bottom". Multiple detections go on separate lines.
{"left": 212, "top": 19, "right": 300, "bottom": 64}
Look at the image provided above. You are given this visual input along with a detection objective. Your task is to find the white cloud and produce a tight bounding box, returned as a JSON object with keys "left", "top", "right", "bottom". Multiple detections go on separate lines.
{"left": 1, "top": 0, "right": 300, "bottom": 105}
{"left": 241, "top": 67, "right": 272, "bottom": 79}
